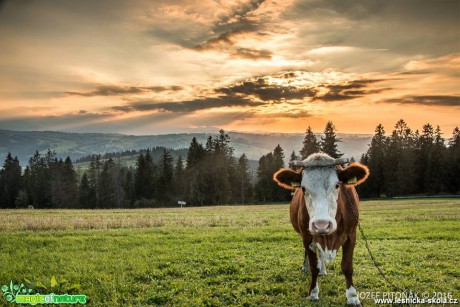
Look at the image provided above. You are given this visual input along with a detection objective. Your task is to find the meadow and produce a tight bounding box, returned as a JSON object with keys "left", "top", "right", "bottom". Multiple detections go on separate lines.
{"left": 0, "top": 198, "right": 459, "bottom": 306}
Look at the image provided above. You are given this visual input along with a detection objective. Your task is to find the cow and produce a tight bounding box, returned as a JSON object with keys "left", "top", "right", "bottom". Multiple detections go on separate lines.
{"left": 273, "top": 153, "right": 369, "bottom": 306}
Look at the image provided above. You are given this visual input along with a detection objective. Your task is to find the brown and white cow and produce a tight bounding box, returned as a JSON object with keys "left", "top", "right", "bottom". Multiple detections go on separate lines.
{"left": 273, "top": 153, "right": 369, "bottom": 306}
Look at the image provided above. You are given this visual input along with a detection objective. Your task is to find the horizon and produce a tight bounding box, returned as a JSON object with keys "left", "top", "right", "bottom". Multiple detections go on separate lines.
{"left": 0, "top": 0, "right": 459, "bottom": 135}
{"left": 0, "top": 127, "right": 375, "bottom": 137}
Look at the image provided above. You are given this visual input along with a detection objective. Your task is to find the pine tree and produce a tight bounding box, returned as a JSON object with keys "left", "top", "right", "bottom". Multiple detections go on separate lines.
{"left": 14, "top": 190, "right": 29, "bottom": 208}
{"left": 88, "top": 155, "right": 102, "bottom": 205}
{"left": 395, "top": 120, "right": 417, "bottom": 195}
{"left": 320, "top": 121, "right": 343, "bottom": 158}
{"left": 272, "top": 145, "right": 289, "bottom": 201}
{"left": 0, "top": 153, "right": 22, "bottom": 208}
{"left": 417, "top": 123, "right": 435, "bottom": 193}
{"left": 425, "top": 126, "right": 446, "bottom": 194}
{"left": 289, "top": 150, "right": 300, "bottom": 170}
{"left": 300, "top": 126, "right": 320, "bottom": 159}
{"left": 383, "top": 129, "right": 401, "bottom": 196}
{"left": 24, "top": 151, "right": 52, "bottom": 208}
{"left": 256, "top": 145, "right": 289, "bottom": 203}
{"left": 186, "top": 137, "right": 206, "bottom": 169}
{"left": 99, "top": 158, "right": 115, "bottom": 208}
{"left": 273, "top": 145, "right": 285, "bottom": 170}
{"left": 47, "top": 156, "right": 79, "bottom": 208}
{"left": 255, "top": 153, "right": 273, "bottom": 202}
{"left": 63, "top": 157, "right": 78, "bottom": 207}
{"left": 185, "top": 138, "right": 207, "bottom": 205}
{"left": 158, "top": 149, "right": 174, "bottom": 204}
{"left": 207, "top": 130, "right": 235, "bottom": 205}
{"left": 361, "top": 124, "right": 387, "bottom": 197}
{"left": 173, "top": 156, "right": 186, "bottom": 202}
{"left": 237, "top": 154, "right": 252, "bottom": 204}
{"left": 123, "top": 169, "right": 136, "bottom": 207}
{"left": 79, "top": 173, "right": 95, "bottom": 209}
{"left": 447, "top": 127, "right": 460, "bottom": 193}
{"left": 98, "top": 158, "right": 126, "bottom": 208}
{"left": 135, "top": 150, "right": 156, "bottom": 201}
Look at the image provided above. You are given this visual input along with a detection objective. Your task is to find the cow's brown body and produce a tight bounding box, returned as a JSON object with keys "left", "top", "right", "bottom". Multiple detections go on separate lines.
{"left": 274, "top": 153, "right": 368, "bottom": 305}
{"left": 290, "top": 185, "right": 360, "bottom": 295}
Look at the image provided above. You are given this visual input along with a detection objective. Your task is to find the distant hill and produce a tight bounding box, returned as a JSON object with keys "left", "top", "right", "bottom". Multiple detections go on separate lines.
{"left": 0, "top": 129, "right": 372, "bottom": 166}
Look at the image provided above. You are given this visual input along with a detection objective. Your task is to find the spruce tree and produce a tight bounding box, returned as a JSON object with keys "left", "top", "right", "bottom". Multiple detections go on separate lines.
{"left": 79, "top": 173, "right": 95, "bottom": 209}
{"left": 289, "top": 150, "right": 300, "bottom": 170}
{"left": 0, "top": 153, "right": 22, "bottom": 208}
{"left": 186, "top": 138, "right": 207, "bottom": 205}
{"left": 256, "top": 145, "right": 289, "bottom": 203}
{"left": 186, "top": 137, "right": 206, "bottom": 169}
{"left": 272, "top": 145, "right": 289, "bottom": 201}
{"left": 447, "top": 127, "right": 460, "bottom": 193}
{"left": 158, "top": 149, "right": 174, "bottom": 204}
{"left": 394, "top": 120, "right": 417, "bottom": 195}
{"left": 123, "top": 169, "right": 136, "bottom": 207}
{"left": 255, "top": 153, "right": 273, "bottom": 202}
{"left": 362, "top": 124, "right": 387, "bottom": 197}
{"left": 25, "top": 151, "right": 52, "bottom": 208}
{"left": 300, "top": 126, "right": 319, "bottom": 159}
{"left": 320, "top": 121, "right": 343, "bottom": 158}
{"left": 135, "top": 150, "right": 156, "bottom": 201}
{"left": 425, "top": 126, "right": 445, "bottom": 194}
{"left": 237, "top": 154, "right": 252, "bottom": 204}
{"left": 417, "top": 123, "right": 435, "bottom": 193}
{"left": 173, "top": 156, "right": 186, "bottom": 202}
{"left": 88, "top": 155, "right": 102, "bottom": 205}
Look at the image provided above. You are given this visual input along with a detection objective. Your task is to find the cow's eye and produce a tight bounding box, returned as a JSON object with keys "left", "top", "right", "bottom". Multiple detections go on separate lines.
{"left": 301, "top": 187, "right": 306, "bottom": 194}
{"left": 335, "top": 183, "right": 340, "bottom": 189}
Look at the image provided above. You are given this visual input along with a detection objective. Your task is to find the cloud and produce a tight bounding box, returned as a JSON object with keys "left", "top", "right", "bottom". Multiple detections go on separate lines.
{"left": 116, "top": 94, "right": 264, "bottom": 113}
{"left": 385, "top": 95, "right": 460, "bottom": 107}
{"left": 230, "top": 48, "right": 272, "bottom": 60}
{"left": 317, "top": 79, "right": 387, "bottom": 101}
{"left": 65, "top": 85, "right": 183, "bottom": 97}
{"left": 258, "top": 109, "right": 312, "bottom": 119}
{"left": 110, "top": 72, "right": 389, "bottom": 114}
{"left": 216, "top": 77, "right": 317, "bottom": 101}
{"left": 189, "top": 0, "right": 276, "bottom": 60}
{"left": 286, "top": 0, "right": 459, "bottom": 59}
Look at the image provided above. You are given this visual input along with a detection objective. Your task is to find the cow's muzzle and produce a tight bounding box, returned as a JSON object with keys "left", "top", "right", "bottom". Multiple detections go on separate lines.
{"left": 311, "top": 219, "right": 334, "bottom": 235}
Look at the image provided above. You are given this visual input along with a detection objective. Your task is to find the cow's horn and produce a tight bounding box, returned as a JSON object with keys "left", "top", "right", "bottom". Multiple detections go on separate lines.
{"left": 334, "top": 158, "right": 349, "bottom": 165}
{"left": 289, "top": 160, "right": 306, "bottom": 167}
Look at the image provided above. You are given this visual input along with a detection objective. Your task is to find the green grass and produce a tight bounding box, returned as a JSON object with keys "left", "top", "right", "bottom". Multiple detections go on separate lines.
{"left": 0, "top": 199, "right": 459, "bottom": 306}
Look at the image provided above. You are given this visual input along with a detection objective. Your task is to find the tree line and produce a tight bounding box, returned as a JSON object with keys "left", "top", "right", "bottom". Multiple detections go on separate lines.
{"left": 358, "top": 120, "right": 460, "bottom": 197}
{"left": 75, "top": 147, "right": 188, "bottom": 164}
{"left": 0, "top": 121, "right": 458, "bottom": 209}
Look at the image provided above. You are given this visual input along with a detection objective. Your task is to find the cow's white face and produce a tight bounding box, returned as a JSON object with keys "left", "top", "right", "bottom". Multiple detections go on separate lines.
{"left": 301, "top": 156, "right": 340, "bottom": 235}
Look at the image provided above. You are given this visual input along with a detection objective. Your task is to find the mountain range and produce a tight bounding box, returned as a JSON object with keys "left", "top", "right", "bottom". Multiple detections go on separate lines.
{"left": 0, "top": 129, "right": 372, "bottom": 166}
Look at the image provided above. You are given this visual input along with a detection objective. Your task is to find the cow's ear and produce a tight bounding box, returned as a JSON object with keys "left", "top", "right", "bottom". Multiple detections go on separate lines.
{"left": 338, "top": 163, "right": 369, "bottom": 186}
{"left": 273, "top": 168, "right": 302, "bottom": 190}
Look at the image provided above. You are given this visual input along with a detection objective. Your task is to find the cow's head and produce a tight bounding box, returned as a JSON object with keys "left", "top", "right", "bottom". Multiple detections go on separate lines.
{"left": 273, "top": 153, "right": 369, "bottom": 235}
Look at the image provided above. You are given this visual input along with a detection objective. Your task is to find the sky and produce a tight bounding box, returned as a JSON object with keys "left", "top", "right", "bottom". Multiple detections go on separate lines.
{"left": 0, "top": 0, "right": 459, "bottom": 135}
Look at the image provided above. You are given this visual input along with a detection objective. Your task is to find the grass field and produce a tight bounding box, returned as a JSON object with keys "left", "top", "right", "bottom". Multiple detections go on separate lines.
{"left": 1, "top": 199, "right": 459, "bottom": 306}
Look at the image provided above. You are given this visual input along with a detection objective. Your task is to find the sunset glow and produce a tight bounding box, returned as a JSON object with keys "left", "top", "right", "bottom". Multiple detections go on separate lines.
{"left": 0, "top": 0, "right": 458, "bottom": 135}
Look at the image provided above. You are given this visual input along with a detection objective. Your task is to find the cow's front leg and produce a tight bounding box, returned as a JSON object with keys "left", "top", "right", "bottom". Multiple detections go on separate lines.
{"left": 306, "top": 245, "right": 320, "bottom": 300}
{"left": 301, "top": 241, "right": 315, "bottom": 273}
{"left": 301, "top": 250, "right": 309, "bottom": 273}
{"left": 318, "top": 252, "right": 327, "bottom": 276}
{"left": 342, "top": 233, "right": 361, "bottom": 306}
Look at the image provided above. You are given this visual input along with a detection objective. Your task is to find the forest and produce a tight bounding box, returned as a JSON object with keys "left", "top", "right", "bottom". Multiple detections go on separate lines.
{"left": 0, "top": 120, "right": 459, "bottom": 209}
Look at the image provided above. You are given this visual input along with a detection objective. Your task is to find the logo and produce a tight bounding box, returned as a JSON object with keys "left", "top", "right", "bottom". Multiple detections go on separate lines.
{"left": 1, "top": 280, "right": 86, "bottom": 305}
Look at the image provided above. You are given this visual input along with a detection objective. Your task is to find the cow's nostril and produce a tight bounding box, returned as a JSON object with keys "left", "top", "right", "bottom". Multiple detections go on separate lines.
{"left": 312, "top": 220, "right": 332, "bottom": 233}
